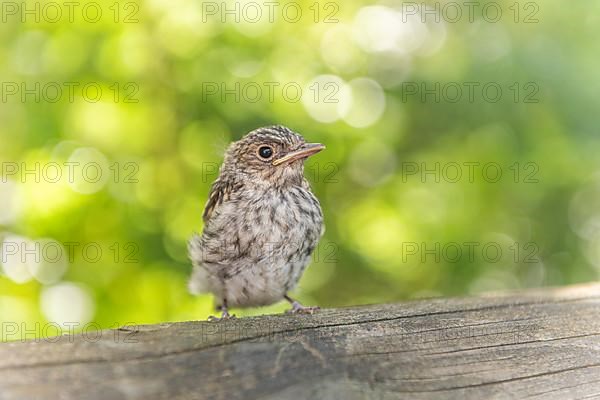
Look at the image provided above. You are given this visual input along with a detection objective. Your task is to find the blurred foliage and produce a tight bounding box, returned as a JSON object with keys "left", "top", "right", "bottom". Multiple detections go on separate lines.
{"left": 1, "top": 0, "right": 600, "bottom": 338}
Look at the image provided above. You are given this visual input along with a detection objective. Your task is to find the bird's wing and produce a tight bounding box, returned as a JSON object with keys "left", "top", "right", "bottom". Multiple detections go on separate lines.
{"left": 196, "top": 179, "right": 247, "bottom": 268}
{"left": 202, "top": 177, "right": 235, "bottom": 222}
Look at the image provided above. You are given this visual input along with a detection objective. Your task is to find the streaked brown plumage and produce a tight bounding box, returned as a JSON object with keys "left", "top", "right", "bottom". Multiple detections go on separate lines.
{"left": 188, "top": 125, "right": 325, "bottom": 319}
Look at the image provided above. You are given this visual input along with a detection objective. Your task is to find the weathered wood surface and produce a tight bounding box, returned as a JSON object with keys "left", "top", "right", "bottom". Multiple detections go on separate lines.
{"left": 1, "top": 284, "right": 600, "bottom": 400}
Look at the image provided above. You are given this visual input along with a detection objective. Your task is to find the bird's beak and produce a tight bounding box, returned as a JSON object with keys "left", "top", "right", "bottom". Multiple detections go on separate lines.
{"left": 272, "top": 143, "right": 325, "bottom": 166}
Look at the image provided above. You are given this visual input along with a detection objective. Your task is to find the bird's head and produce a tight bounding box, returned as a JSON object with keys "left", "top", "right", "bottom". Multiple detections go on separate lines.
{"left": 222, "top": 125, "right": 325, "bottom": 186}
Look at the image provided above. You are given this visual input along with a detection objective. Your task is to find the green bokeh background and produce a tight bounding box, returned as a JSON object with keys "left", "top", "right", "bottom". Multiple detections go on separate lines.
{"left": 1, "top": 0, "right": 599, "bottom": 337}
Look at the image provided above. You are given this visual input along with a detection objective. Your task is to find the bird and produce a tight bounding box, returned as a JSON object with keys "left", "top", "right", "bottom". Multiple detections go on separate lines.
{"left": 188, "top": 125, "right": 325, "bottom": 320}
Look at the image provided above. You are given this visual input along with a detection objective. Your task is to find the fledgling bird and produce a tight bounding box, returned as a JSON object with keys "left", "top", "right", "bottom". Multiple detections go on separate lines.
{"left": 188, "top": 125, "right": 325, "bottom": 320}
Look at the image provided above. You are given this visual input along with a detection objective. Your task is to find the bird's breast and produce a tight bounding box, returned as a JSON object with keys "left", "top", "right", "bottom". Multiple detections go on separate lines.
{"left": 245, "top": 186, "right": 323, "bottom": 247}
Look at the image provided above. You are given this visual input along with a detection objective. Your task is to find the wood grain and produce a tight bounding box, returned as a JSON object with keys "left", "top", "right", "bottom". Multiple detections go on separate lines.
{"left": 1, "top": 284, "right": 600, "bottom": 400}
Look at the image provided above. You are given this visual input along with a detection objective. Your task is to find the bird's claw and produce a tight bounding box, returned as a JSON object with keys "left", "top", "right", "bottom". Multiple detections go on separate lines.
{"left": 286, "top": 301, "right": 320, "bottom": 315}
{"left": 208, "top": 312, "right": 236, "bottom": 322}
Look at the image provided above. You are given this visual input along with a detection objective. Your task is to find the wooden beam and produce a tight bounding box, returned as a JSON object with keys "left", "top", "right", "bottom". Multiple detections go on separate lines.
{"left": 1, "top": 283, "right": 600, "bottom": 399}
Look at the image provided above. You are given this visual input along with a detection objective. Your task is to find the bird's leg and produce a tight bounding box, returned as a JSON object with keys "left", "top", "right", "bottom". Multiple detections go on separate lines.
{"left": 284, "top": 294, "right": 320, "bottom": 314}
{"left": 208, "top": 299, "right": 236, "bottom": 322}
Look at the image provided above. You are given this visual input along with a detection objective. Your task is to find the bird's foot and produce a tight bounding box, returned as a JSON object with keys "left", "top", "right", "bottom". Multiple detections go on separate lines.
{"left": 286, "top": 301, "right": 320, "bottom": 315}
{"left": 208, "top": 309, "right": 236, "bottom": 322}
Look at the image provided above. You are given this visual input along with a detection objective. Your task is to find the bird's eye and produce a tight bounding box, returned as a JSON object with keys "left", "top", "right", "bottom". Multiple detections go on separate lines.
{"left": 258, "top": 146, "right": 273, "bottom": 159}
